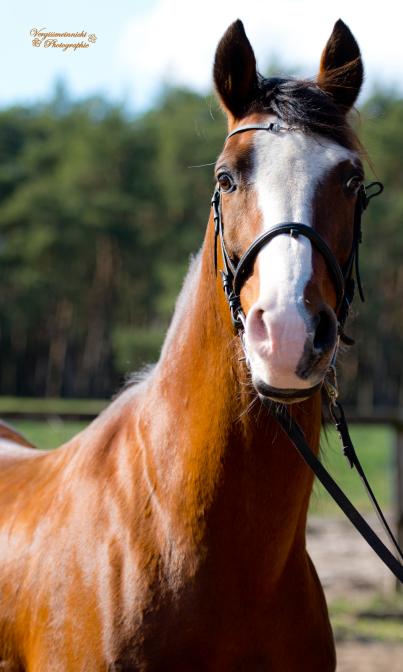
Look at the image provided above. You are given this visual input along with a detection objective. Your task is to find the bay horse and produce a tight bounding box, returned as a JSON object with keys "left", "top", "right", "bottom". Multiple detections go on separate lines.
{"left": 0, "top": 19, "right": 367, "bottom": 671}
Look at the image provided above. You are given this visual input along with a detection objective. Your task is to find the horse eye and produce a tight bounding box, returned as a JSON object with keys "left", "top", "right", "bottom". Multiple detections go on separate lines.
{"left": 346, "top": 175, "right": 363, "bottom": 194}
{"left": 217, "top": 173, "right": 235, "bottom": 193}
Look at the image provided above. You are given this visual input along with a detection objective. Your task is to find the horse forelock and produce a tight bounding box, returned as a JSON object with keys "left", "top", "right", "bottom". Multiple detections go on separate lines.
{"left": 245, "top": 75, "right": 361, "bottom": 152}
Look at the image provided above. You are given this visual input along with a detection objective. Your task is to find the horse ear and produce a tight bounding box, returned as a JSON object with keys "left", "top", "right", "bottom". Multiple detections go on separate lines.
{"left": 317, "top": 19, "right": 363, "bottom": 111}
{"left": 213, "top": 20, "right": 259, "bottom": 122}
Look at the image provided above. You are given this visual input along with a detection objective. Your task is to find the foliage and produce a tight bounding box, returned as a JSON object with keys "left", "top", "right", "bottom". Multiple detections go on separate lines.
{"left": 342, "top": 92, "right": 403, "bottom": 409}
{"left": 0, "top": 86, "right": 224, "bottom": 396}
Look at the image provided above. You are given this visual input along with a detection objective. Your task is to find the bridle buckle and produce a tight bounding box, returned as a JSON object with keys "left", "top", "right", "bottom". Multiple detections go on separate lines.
{"left": 324, "top": 364, "right": 339, "bottom": 406}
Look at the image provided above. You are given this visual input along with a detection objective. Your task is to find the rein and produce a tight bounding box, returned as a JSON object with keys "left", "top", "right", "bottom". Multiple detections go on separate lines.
{"left": 212, "top": 121, "right": 403, "bottom": 583}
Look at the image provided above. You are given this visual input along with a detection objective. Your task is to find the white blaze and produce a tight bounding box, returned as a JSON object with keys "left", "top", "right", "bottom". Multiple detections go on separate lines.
{"left": 244, "top": 122, "right": 356, "bottom": 390}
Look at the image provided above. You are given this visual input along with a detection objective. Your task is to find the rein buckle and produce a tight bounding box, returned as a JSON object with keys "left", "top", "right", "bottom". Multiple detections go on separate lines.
{"left": 324, "top": 364, "right": 339, "bottom": 406}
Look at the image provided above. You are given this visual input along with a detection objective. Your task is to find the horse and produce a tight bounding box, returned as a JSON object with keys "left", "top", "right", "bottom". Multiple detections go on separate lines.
{"left": 0, "top": 18, "right": 367, "bottom": 671}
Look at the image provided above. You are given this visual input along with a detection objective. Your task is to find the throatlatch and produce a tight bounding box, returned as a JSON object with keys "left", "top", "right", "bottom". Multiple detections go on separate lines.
{"left": 212, "top": 122, "right": 403, "bottom": 582}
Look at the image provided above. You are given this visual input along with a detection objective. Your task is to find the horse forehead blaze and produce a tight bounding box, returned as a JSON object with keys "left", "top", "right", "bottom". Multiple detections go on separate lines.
{"left": 254, "top": 128, "right": 359, "bottom": 213}
{"left": 220, "top": 121, "right": 361, "bottom": 227}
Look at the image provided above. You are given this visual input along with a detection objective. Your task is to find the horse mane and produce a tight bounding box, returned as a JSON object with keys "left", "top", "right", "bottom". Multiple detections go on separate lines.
{"left": 121, "top": 251, "right": 204, "bottom": 393}
{"left": 248, "top": 74, "right": 361, "bottom": 151}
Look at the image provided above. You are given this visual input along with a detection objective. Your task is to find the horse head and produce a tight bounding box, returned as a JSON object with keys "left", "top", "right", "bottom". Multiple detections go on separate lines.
{"left": 213, "top": 19, "right": 364, "bottom": 403}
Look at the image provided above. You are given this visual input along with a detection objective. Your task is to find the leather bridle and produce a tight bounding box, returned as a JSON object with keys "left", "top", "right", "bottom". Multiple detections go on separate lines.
{"left": 211, "top": 121, "right": 403, "bottom": 583}
{"left": 212, "top": 121, "right": 383, "bottom": 343}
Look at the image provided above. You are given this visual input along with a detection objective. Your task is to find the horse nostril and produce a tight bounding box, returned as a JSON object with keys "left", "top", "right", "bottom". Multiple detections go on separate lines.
{"left": 248, "top": 307, "right": 267, "bottom": 342}
{"left": 313, "top": 309, "right": 337, "bottom": 355}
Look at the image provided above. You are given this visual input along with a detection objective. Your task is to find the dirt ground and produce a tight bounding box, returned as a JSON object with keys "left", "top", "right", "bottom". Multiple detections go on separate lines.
{"left": 307, "top": 516, "right": 402, "bottom": 671}
{"left": 335, "top": 642, "right": 402, "bottom": 672}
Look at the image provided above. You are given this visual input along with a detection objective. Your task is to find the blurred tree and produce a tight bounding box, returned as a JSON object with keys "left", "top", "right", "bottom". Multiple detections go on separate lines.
{"left": 340, "top": 92, "right": 403, "bottom": 409}
{"left": 0, "top": 86, "right": 225, "bottom": 397}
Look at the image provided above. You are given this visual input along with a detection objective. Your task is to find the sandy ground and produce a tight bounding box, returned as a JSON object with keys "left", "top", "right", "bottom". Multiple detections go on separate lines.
{"left": 307, "top": 515, "right": 396, "bottom": 601}
{"left": 336, "top": 642, "right": 402, "bottom": 672}
{"left": 307, "top": 516, "right": 402, "bottom": 671}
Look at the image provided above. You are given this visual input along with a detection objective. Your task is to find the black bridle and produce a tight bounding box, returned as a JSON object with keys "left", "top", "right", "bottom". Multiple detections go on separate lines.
{"left": 211, "top": 121, "right": 403, "bottom": 583}
{"left": 212, "top": 121, "right": 383, "bottom": 343}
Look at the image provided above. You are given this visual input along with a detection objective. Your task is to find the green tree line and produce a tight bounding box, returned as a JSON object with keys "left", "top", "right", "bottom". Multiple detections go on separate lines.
{"left": 0, "top": 84, "right": 402, "bottom": 408}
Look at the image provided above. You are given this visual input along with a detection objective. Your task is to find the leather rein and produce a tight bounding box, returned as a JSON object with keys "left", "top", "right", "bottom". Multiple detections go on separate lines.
{"left": 212, "top": 121, "right": 403, "bottom": 582}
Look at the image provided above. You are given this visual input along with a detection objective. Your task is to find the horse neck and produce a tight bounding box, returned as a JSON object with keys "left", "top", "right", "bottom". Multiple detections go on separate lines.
{"left": 137, "top": 214, "right": 322, "bottom": 580}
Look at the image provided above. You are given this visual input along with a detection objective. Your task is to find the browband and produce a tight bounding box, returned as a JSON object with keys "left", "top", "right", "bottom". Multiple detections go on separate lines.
{"left": 226, "top": 121, "right": 290, "bottom": 141}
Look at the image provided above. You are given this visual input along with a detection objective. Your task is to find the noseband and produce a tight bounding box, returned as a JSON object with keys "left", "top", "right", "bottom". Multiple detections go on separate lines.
{"left": 212, "top": 121, "right": 383, "bottom": 343}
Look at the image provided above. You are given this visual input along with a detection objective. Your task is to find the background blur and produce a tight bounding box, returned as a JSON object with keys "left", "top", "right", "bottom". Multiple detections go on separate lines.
{"left": 1, "top": 3, "right": 403, "bottom": 668}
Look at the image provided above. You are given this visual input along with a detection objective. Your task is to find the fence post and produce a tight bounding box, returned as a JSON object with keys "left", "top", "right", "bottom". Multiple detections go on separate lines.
{"left": 395, "top": 422, "right": 403, "bottom": 591}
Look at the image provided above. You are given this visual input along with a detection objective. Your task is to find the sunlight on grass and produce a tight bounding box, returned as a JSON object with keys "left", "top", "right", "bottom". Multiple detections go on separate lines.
{"left": 330, "top": 593, "right": 403, "bottom": 642}
{"left": 310, "top": 424, "right": 394, "bottom": 514}
{"left": 12, "top": 419, "right": 88, "bottom": 450}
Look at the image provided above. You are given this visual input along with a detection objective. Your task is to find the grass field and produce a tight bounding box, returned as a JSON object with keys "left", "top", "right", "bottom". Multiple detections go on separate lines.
{"left": 0, "top": 396, "right": 107, "bottom": 415}
{"left": 331, "top": 592, "right": 403, "bottom": 643}
{"left": 12, "top": 418, "right": 88, "bottom": 450}
{"left": 10, "top": 418, "right": 395, "bottom": 514}
{"left": 311, "top": 423, "right": 394, "bottom": 514}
